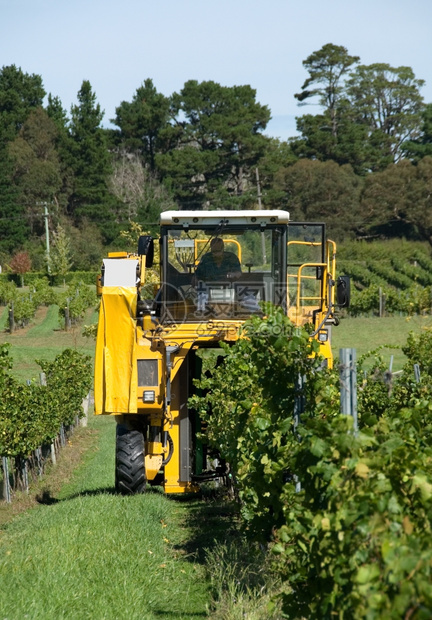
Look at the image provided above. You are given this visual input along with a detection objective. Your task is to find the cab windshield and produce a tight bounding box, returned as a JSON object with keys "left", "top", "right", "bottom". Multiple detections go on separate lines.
{"left": 160, "top": 225, "right": 286, "bottom": 323}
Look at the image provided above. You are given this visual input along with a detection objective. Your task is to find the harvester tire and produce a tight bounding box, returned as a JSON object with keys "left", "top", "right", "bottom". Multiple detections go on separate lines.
{"left": 115, "top": 425, "right": 146, "bottom": 494}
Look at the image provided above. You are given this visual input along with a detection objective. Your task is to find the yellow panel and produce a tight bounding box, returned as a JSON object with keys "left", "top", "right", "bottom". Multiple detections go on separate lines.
{"left": 163, "top": 395, "right": 181, "bottom": 490}
{"left": 164, "top": 483, "right": 199, "bottom": 494}
{"left": 108, "top": 251, "right": 128, "bottom": 258}
{"left": 94, "top": 286, "right": 138, "bottom": 415}
{"left": 319, "top": 340, "right": 334, "bottom": 369}
{"left": 145, "top": 454, "right": 163, "bottom": 480}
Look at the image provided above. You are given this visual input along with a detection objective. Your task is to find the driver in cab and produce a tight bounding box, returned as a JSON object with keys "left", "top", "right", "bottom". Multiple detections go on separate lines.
{"left": 195, "top": 237, "right": 241, "bottom": 282}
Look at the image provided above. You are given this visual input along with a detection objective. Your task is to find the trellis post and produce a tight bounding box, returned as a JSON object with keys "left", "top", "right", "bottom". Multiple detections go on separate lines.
{"left": 340, "top": 348, "right": 358, "bottom": 434}
{"left": 2, "top": 457, "right": 11, "bottom": 503}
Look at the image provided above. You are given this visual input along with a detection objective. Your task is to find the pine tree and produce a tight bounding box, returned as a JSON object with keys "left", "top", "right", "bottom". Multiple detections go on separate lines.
{"left": 0, "top": 65, "right": 45, "bottom": 254}
{"left": 113, "top": 78, "right": 171, "bottom": 171}
{"left": 68, "top": 81, "right": 120, "bottom": 242}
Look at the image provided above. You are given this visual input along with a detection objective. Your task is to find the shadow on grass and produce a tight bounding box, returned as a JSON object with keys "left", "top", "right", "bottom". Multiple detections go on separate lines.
{"left": 36, "top": 483, "right": 170, "bottom": 504}
{"left": 151, "top": 612, "right": 207, "bottom": 617}
{"left": 167, "top": 492, "right": 240, "bottom": 564}
{"left": 36, "top": 483, "right": 241, "bottom": 567}
{"left": 36, "top": 487, "right": 116, "bottom": 504}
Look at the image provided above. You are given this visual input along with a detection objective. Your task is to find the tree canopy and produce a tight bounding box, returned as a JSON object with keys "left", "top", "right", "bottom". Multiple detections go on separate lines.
{"left": 274, "top": 159, "right": 363, "bottom": 240}
{"left": 0, "top": 45, "right": 431, "bottom": 267}
{"left": 0, "top": 65, "right": 45, "bottom": 146}
{"left": 0, "top": 65, "right": 45, "bottom": 254}
{"left": 292, "top": 44, "right": 425, "bottom": 174}
{"left": 67, "top": 80, "right": 120, "bottom": 242}
{"left": 295, "top": 43, "right": 360, "bottom": 138}
{"left": 112, "top": 78, "right": 171, "bottom": 171}
{"left": 8, "top": 107, "right": 64, "bottom": 234}
{"left": 361, "top": 156, "right": 432, "bottom": 245}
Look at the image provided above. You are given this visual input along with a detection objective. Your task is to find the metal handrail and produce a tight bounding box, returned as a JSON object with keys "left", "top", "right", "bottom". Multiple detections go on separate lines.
{"left": 293, "top": 262, "right": 327, "bottom": 317}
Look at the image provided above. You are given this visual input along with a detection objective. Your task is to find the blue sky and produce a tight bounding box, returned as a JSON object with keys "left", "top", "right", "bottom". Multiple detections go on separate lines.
{"left": 1, "top": 0, "right": 431, "bottom": 141}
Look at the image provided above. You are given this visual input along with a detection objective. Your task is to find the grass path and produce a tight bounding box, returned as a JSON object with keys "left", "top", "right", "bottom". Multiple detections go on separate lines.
{"left": 332, "top": 314, "right": 432, "bottom": 370}
{"left": 27, "top": 304, "right": 61, "bottom": 336}
{"left": 0, "top": 414, "right": 232, "bottom": 619}
{"left": 0, "top": 305, "right": 97, "bottom": 382}
{"left": 2, "top": 310, "right": 429, "bottom": 617}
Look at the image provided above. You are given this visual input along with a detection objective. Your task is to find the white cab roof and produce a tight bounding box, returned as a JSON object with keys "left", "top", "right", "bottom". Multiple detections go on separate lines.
{"left": 160, "top": 210, "right": 290, "bottom": 226}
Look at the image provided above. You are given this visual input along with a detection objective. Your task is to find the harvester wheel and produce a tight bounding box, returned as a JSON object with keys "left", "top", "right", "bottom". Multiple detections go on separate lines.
{"left": 115, "top": 425, "right": 146, "bottom": 494}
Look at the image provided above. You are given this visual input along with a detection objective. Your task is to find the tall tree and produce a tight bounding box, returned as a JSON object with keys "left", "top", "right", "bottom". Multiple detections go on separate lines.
{"left": 274, "top": 159, "right": 363, "bottom": 240}
{"left": 68, "top": 81, "right": 119, "bottom": 241}
{"left": 45, "top": 94, "right": 75, "bottom": 212}
{"left": 293, "top": 47, "right": 425, "bottom": 173}
{"left": 112, "top": 79, "right": 171, "bottom": 171}
{"left": 294, "top": 43, "right": 360, "bottom": 138}
{"left": 157, "top": 80, "right": 271, "bottom": 209}
{"left": 402, "top": 103, "right": 432, "bottom": 162}
{"left": 8, "top": 107, "right": 66, "bottom": 236}
{"left": 0, "top": 66, "right": 45, "bottom": 254}
{"left": 292, "top": 44, "right": 370, "bottom": 173}
{"left": 346, "top": 63, "right": 424, "bottom": 165}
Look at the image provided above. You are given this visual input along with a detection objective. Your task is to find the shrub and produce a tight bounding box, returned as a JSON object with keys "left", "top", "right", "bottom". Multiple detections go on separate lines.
{"left": 57, "top": 282, "right": 97, "bottom": 325}
{"left": 8, "top": 292, "right": 38, "bottom": 329}
{"left": 0, "top": 345, "right": 92, "bottom": 457}
{"left": 192, "top": 312, "right": 432, "bottom": 618}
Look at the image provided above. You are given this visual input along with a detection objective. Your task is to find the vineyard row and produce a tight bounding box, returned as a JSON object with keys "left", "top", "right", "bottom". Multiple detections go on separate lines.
{"left": 0, "top": 277, "right": 97, "bottom": 331}
{"left": 191, "top": 310, "right": 432, "bottom": 617}
{"left": 2, "top": 251, "right": 432, "bottom": 323}
{"left": 339, "top": 254, "right": 432, "bottom": 316}
{"left": 0, "top": 346, "right": 93, "bottom": 500}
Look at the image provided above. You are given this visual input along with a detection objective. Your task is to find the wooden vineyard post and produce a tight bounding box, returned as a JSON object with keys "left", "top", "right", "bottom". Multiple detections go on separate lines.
{"left": 8, "top": 302, "right": 14, "bottom": 333}
{"left": 81, "top": 392, "right": 90, "bottom": 427}
{"left": 65, "top": 299, "right": 71, "bottom": 331}
{"left": 40, "top": 372, "right": 56, "bottom": 465}
{"left": 2, "top": 457, "right": 11, "bottom": 503}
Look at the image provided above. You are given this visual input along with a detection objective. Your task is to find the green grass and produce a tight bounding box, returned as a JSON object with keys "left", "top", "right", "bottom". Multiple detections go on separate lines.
{"left": 0, "top": 305, "right": 97, "bottom": 382}
{"left": 26, "top": 304, "right": 61, "bottom": 335}
{"left": 3, "top": 307, "right": 430, "bottom": 618}
{"left": 0, "top": 414, "right": 212, "bottom": 619}
{"left": 2, "top": 300, "right": 432, "bottom": 380}
{"left": 0, "top": 306, "right": 8, "bottom": 331}
{"left": 332, "top": 314, "right": 432, "bottom": 370}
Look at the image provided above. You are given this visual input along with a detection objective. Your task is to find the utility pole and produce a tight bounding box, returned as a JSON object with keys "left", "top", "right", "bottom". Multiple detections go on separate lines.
{"left": 42, "top": 203, "right": 50, "bottom": 274}
{"left": 256, "top": 168, "right": 267, "bottom": 265}
{"left": 255, "top": 167, "right": 262, "bottom": 208}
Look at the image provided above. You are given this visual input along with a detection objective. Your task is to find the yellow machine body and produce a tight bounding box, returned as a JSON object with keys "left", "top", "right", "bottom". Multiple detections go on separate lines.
{"left": 94, "top": 211, "right": 347, "bottom": 494}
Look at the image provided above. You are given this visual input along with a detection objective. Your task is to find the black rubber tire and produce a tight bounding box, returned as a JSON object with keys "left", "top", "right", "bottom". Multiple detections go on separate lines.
{"left": 115, "top": 425, "right": 146, "bottom": 494}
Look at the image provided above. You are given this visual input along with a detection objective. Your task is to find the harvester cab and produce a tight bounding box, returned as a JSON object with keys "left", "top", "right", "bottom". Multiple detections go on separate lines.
{"left": 94, "top": 210, "right": 349, "bottom": 494}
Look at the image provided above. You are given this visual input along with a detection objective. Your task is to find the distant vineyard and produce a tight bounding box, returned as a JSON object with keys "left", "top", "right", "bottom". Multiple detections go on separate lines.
{"left": 1, "top": 241, "right": 432, "bottom": 320}
{"left": 338, "top": 241, "right": 432, "bottom": 316}
{"left": 0, "top": 277, "right": 97, "bottom": 331}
